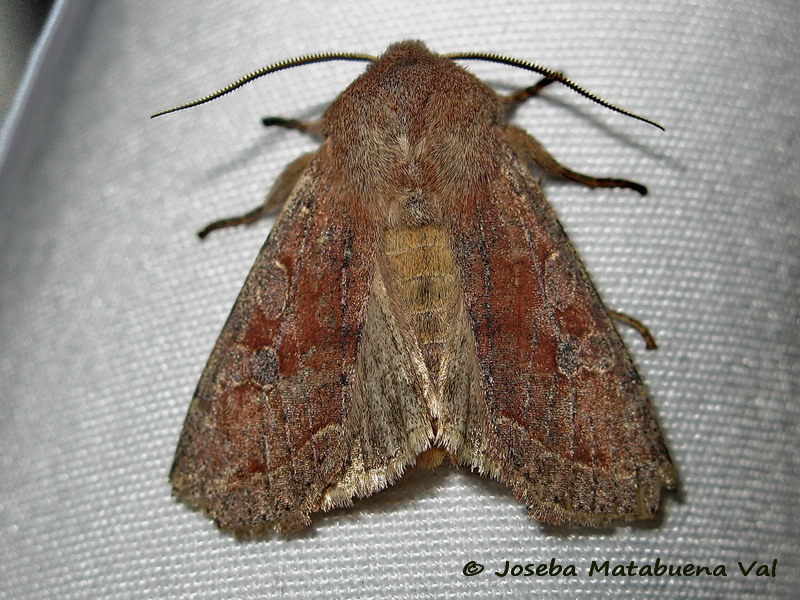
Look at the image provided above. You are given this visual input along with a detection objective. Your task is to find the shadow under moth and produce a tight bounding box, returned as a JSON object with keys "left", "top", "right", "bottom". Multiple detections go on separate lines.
{"left": 155, "top": 40, "right": 677, "bottom": 536}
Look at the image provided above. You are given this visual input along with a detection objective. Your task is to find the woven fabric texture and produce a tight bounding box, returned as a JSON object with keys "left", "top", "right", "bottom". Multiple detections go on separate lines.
{"left": 1, "top": 0, "right": 797, "bottom": 598}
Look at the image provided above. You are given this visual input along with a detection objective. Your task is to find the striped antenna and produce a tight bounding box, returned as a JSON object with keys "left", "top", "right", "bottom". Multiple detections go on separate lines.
{"left": 446, "top": 51, "right": 663, "bottom": 131}
{"left": 151, "top": 52, "right": 376, "bottom": 118}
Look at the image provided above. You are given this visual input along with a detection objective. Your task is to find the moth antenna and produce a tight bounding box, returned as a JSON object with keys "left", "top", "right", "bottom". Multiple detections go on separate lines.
{"left": 445, "top": 52, "right": 664, "bottom": 131}
{"left": 151, "top": 52, "right": 376, "bottom": 118}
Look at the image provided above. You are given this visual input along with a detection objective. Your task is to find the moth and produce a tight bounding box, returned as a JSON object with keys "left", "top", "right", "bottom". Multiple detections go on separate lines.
{"left": 156, "top": 40, "right": 677, "bottom": 535}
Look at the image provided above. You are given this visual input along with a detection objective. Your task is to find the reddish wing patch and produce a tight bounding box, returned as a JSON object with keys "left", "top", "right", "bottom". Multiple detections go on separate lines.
{"left": 170, "top": 157, "right": 377, "bottom": 534}
{"left": 448, "top": 148, "right": 675, "bottom": 525}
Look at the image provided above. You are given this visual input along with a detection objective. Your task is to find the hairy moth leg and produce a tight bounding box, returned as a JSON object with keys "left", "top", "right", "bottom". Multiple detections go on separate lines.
{"left": 505, "top": 125, "right": 647, "bottom": 195}
{"left": 502, "top": 75, "right": 559, "bottom": 106}
{"left": 607, "top": 309, "right": 657, "bottom": 350}
{"left": 198, "top": 151, "right": 316, "bottom": 238}
{"left": 261, "top": 117, "right": 322, "bottom": 136}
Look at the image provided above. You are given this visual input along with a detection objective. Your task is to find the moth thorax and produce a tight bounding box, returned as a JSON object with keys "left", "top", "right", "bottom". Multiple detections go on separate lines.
{"left": 382, "top": 224, "right": 457, "bottom": 380}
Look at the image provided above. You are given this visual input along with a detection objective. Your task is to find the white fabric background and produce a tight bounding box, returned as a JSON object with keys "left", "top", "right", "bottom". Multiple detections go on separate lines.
{"left": 1, "top": 0, "right": 797, "bottom": 598}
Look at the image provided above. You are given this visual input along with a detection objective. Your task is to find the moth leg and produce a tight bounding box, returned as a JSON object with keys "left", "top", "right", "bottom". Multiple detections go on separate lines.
{"left": 502, "top": 76, "right": 558, "bottom": 107}
{"left": 198, "top": 151, "right": 316, "bottom": 238}
{"left": 505, "top": 125, "right": 647, "bottom": 195}
{"left": 261, "top": 117, "right": 322, "bottom": 137}
{"left": 608, "top": 309, "right": 658, "bottom": 350}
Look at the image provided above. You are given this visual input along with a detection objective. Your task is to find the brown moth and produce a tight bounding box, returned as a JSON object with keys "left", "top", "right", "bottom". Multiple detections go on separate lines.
{"left": 157, "top": 40, "right": 677, "bottom": 535}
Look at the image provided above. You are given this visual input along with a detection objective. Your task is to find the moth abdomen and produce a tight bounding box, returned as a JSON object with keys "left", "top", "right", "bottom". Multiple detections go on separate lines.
{"left": 382, "top": 224, "right": 459, "bottom": 376}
